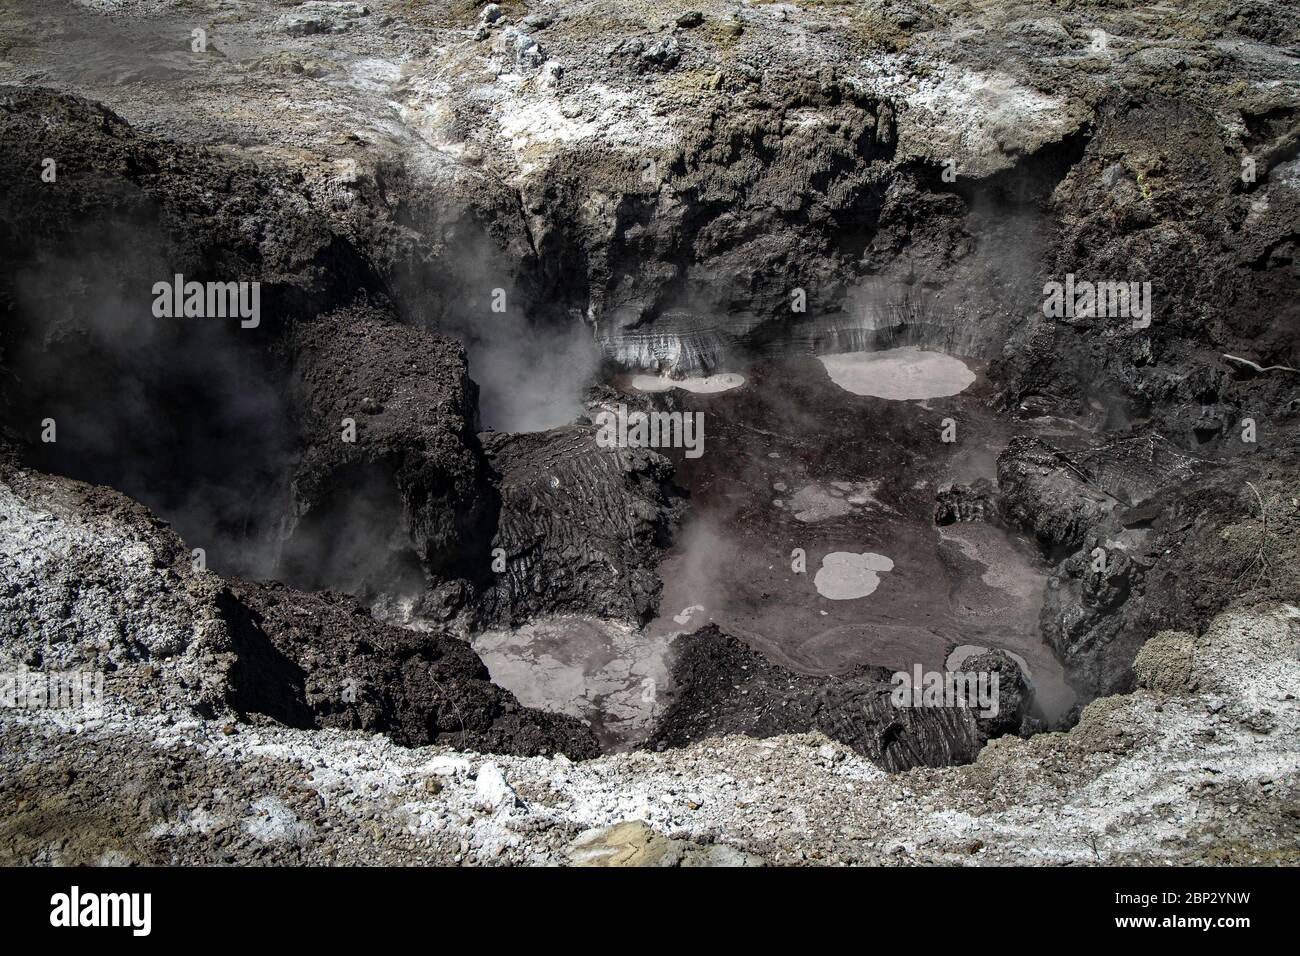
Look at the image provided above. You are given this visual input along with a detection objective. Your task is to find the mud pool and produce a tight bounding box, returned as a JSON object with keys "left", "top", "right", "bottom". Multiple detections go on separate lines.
{"left": 475, "top": 347, "right": 1079, "bottom": 748}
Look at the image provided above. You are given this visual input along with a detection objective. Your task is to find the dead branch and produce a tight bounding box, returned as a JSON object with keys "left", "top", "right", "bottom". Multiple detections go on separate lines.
{"left": 1222, "top": 353, "right": 1300, "bottom": 375}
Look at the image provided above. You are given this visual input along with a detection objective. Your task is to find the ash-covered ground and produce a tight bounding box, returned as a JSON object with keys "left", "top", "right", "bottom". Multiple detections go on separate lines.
{"left": 1, "top": 0, "right": 1298, "bottom": 866}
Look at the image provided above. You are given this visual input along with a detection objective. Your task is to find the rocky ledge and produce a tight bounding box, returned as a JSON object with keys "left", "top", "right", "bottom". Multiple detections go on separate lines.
{"left": 3, "top": 597, "right": 1296, "bottom": 865}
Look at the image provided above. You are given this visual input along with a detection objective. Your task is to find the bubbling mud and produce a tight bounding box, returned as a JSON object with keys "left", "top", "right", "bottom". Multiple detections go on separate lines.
{"left": 777, "top": 480, "right": 891, "bottom": 522}
{"left": 818, "top": 346, "right": 976, "bottom": 400}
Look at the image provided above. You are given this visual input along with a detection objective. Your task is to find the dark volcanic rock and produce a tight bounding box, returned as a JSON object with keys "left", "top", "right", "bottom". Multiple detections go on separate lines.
{"left": 998, "top": 437, "right": 1114, "bottom": 553}
{"left": 281, "top": 321, "right": 686, "bottom": 626}
{"left": 1042, "top": 450, "right": 1300, "bottom": 698}
{"left": 283, "top": 304, "right": 495, "bottom": 601}
{"left": 647, "top": 627, "right": 1033, "bottom": 772}
{"left": 0, "top": 88, "right": 368, "bottom": 320}
{"left": 1041, "top": 530, "right": 1149, "bottom": 698}
{"left": 999, "top": 431, "right": 1300, "bottom": 699}
{"left": 994, "top": 94, "right": 1300, "bottom": 451}
{"left": 0, "top": 90, "right": 681, "bottom": 630}
{"left": 960, "top": 648, "right": 1036, "bottom": 739}
{"left": 0, "top": 89, "right": 372, "bottom": 575}
{"left": 523, "top": 71, "right": 907, "bottom": 370}
{"left": 0, "top": 462, "right": 598, "bottom": 759}
{"left": 934, "top": 478, "right": 998, "bottom": 525}
{"left": 477, "top": 423, "right": 684, "bottom": 625}
{"left": 224, "top": 581, "right": 599, "bottom": 758}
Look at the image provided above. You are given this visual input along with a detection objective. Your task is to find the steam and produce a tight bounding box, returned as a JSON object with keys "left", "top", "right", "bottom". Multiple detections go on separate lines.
{"left": 460, "top": 307, "right": 598, "bottom": 433}
{"left": 276, "top": 463, "right": 427, "bottom": 601}
{"left": 7, "top": 222, "right": 295, "bottom": 580}
{"left": 392, "top": 209, "right": 599, "bottom": 434}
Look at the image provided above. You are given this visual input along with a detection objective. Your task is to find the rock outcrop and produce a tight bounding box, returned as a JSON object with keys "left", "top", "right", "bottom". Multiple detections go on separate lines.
{"left": 0, "top": 462, "right": 599, "bottom": 759}
{"left": 224, "top": 580, "right": 599, "bottom": 757}
{"left": 283, "top": 304, "right": 494, "bottom": 603}
{"left": 647, "top": 626, "right": 1035, "bottom": 772}
{"left": 1040, "top": 451, "right": 1300, "bottom": 697}
{"left": 0, "top": 88, "right": 681, "bottom": 630}
{"left": 477, "top": 424, "right": 683, "bottom": 626}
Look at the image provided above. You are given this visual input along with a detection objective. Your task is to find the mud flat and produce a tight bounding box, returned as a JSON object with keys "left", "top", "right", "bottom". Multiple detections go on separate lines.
{"left": 468, "top": 347, "right": 1079, "bottom": 740}
{"left": 471, "top": 616, "right": 676, "bottom": 751}
{"left": 469, "top": 351, "right": 1078, "bottom": 739}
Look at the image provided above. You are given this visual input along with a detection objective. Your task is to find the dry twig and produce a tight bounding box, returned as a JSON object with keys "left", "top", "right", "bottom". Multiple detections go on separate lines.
{"left": 1234, "top": 481, "right": 1272, "bottom": 587}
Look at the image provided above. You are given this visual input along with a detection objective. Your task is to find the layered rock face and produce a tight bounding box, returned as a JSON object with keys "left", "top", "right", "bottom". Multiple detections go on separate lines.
{"left": 11, "top": 1, "right": 1292, "bottom": 383}
{"left": 477, "top": 424, "right": 684, "bottom": 626}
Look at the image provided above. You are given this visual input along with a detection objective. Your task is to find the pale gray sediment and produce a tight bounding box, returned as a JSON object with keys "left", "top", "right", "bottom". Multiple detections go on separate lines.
{"left": 818, "top": 347, "right": 977, "bottom": 401}
{"left": 812, "top": 551, "right": 896, "bottom": 600}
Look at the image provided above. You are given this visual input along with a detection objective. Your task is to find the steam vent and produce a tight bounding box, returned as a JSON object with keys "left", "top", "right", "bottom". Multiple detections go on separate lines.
{"left": 1, "top": 0, "right": 1299, "bottom": 893}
